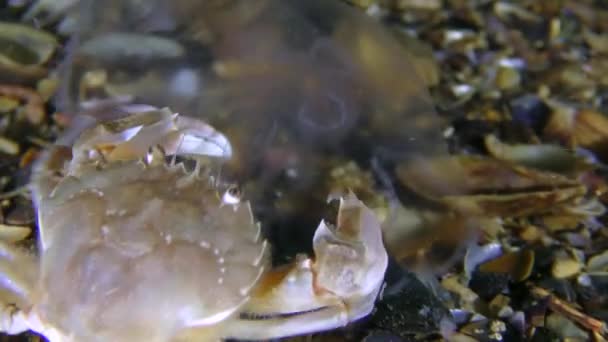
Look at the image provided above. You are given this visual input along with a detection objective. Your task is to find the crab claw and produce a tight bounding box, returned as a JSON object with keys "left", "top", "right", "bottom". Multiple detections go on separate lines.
{"left": 0, "top": 240, "right": 37, "bottom": 335}
{"left": 31, "top": 106, "right": 233, "bottom": 196}
{"left": 312, "top": 191, "right": 388, "bottom": 320}
{"left": 223, "top": 192, "right": 388, "bottom": 340}
{"left": 69, "top": 106, "right": 232, "bottom": 167}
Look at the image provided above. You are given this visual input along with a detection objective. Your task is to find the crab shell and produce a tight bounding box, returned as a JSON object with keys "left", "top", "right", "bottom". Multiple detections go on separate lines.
{"left": 0, "top": 107, "right": 388, "bottom": 341}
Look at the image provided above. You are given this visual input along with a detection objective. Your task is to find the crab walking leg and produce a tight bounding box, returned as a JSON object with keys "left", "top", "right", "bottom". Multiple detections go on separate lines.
{"left": 0, "top": 241, "right": 37, "bottom": 335}
{"left": 0, "top": 242, "right": 37, "bottom": 302}
{"left": 225, "top": 193, "right": 388, "bottom": 339}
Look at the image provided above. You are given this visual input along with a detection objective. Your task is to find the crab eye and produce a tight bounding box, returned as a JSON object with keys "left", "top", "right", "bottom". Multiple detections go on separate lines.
{"left": 222, "top": 186, "right": 241, "bottom": 205}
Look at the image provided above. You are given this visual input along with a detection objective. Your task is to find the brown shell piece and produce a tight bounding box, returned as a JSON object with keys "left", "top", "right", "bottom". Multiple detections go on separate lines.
{"left": 545, "top": 102, "right": 608, "bottom": 160}
{"left": 396, "top": 155, "right": 586, "bottom": 216}
{"left": 382, "top": 206, "right": 478, "bottom": 273}
{"left": 586, "top": 250, "right": 608, "bottom": 272}
{"left": 0, "top": 84, "right": 46, "bottom": 125}
{"left": 552, "top": 256, "right": 583, "bottom": 279}
{"left": 484, "top": 134, "right": 588, "bottom": 174}
{"left": 478, "top": 249, "right": 535, "bottom": 282}
{"left": 0, "top": 22, "right": 58, "bottom": 81}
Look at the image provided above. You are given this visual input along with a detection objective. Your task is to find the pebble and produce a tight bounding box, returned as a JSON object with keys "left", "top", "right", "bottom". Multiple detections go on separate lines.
{"left": 0, "top": 136, "right": 19, "bottom": 155}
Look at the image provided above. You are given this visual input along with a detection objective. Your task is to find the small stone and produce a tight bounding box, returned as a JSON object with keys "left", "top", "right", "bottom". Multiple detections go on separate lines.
{"left": 587, "top": 250, "right": 608, "bottom": 272}
{"left": 36, "top": 76, "right": 59, "bottom": 101}
{"left": 546, "top": 313, "right": 590, "bottom": 340}
{"left": 584, "top": 29, "right": 608, "bottom": 54}
{"left": 509, "top": 94, "right": 550, "bottom": 133}
{"left": 495, "top": 66, "right": 521, "bottom": 91}
{"left": 0, "top": 224, "right": 31, "bottom": 242}
{"left": 520, "top": 225, "right": 543, "bottom": 242}
{"left": 498, "top": 305, "right": 514, "bottom": 318}
{"left": 5, "top": 198, "right": 35, "bottom": 226}
{"left": 552, "top": 256, "right": 582, "bottom": 279}
{"left": 0, "top": 96, "right": 19, "bottom": 112}
{"left": 396, "top": 0, "right": 441, "bottom": 11}
{"left": 489, "top": 294, "right": 511, "bottom": 316}
{"left": 489, "top": 319, "right": 507, "bottom": 334}
{"left": 442, "top": 274, "right": 479, "bottom": 306}
{"left": 469, "top": 270, "right": 511, "bottom": 300}
{"left": 346, "top": 0, "right": 376, "bottom": 8}
{"left": 0, "top": 136, "right": 19, "bottom": 155}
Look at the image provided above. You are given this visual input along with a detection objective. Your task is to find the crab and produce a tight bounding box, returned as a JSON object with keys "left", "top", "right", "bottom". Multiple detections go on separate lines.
{"left": 0, "top": 105, "right": 388, "bottom": 341}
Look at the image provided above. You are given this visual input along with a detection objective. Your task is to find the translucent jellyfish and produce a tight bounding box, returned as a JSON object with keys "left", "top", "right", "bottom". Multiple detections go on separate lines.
{"left": 58, "top": 0, "right": 448, "bottom": 167}
{"left": 54, "top": 0, "right": 463, "bottom": 270}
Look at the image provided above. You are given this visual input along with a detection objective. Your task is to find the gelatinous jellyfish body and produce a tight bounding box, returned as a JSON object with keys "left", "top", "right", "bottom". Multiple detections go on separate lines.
{"left": 58, "top": 0, "right": 447, "bottom": 167}
{"left": 56, "top": 0, "right": 464, "bottom": 268}
{"left": 44, "top": 0, "right": 480, "bottom": 286}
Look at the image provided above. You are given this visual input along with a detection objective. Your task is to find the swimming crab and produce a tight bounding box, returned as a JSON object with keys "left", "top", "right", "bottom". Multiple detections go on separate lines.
{"left": 0, "top": 105, "right": 388, "bottom": 341}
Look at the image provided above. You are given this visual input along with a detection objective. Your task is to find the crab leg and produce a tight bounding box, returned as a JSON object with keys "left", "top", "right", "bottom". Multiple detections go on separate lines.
{"left": 224, "top": 192, "right": 388, "bottom": 339}
{"left": 0, "top": 240, "right": 38, "bottom": 335}
{"left": 226, "top": 304, "right": 350, "bottom": 339}
{"left": 0, "top": 242, "right": 37, "bottom": 301}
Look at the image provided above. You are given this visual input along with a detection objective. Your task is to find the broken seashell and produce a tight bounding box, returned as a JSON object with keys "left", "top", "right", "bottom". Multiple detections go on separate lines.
{"left": 484, "top": 134, "right": 588, "bottom": 174}
{"left": 382, "top": 202, "right": 478, "bottom": 275}
{"left": 587, "top": 250, "right": 608, "bottom": 272}
{"left": 0, "top": 22, "right": 58, "bottom": 81}
{"left": 552, "top": 254, "right": 583, "bottom": 279}
{"left": 79, "top": 33, "right": 186, "bottom": 63}
{"left": 478, "top": 249, "right": 535, "bottom": 282}
{"left": 464, "top": 243, "right": 503, "bottom": 279}
{"left": 396, "top": 155, "right": 586, "bottom": 217}
{"left": 0, "top": 224, "right": 31, "bottom": 243}
{"left": 545, "top": 101, "right": 608, "bottom": 161}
